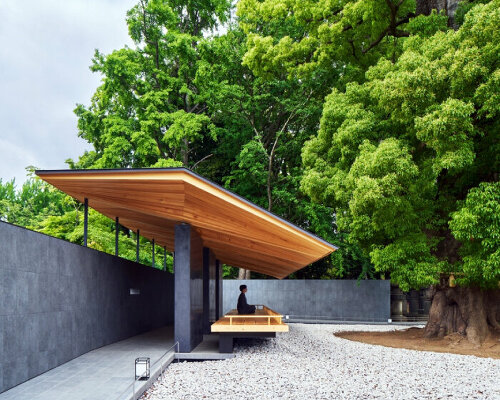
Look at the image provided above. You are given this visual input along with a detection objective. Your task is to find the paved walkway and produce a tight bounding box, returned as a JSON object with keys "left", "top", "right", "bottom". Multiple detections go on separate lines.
{"left": 0, "top": 326, "right": 175, "bottom": 400}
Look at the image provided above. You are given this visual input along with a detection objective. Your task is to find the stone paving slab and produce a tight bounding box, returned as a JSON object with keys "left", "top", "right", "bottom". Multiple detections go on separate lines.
{"left": 0, "top": 326, "right": 175, "bottom": 400}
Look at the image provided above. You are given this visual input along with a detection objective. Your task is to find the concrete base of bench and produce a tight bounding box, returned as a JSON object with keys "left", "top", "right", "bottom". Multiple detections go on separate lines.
{"left": 219, "top": 332, "right": 276, "bottom": 353}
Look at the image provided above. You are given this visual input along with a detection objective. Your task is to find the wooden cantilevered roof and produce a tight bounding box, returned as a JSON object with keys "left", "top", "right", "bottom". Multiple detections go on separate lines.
{"left": 36, "top": 168, "right": 336, "bottom": 279}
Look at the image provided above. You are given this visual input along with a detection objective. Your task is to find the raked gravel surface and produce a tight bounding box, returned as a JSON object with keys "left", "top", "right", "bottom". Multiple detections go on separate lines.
{"left": 141, "top": 324, "right": 500, "bottom": 400}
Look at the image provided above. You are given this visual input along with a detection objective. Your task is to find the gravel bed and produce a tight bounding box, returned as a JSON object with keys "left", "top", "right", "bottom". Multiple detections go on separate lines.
{"left": 141, "top": 324, "right": 500, "bottom": 400}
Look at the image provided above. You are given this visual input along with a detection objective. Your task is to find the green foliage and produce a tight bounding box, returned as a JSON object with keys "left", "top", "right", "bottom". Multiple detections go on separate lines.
{"left": 0, "top": 175, "right": 73, "bottom": 228}
{"left": 302, "top": 0, "right": 500, "bottom": 289}
{"left": 0, "top": 179, "right": 17, "bottom": 221}
{"left": 450, "top": 182, "right": 500, "bottom": 288}
{"left": 455, "top": 0, "right": 491, "bottom": 26}
{"left": 342, "top": 139, "right": 421, "bottom": 243}
{"left": 237, "top": 0, "right": 450, "bottom": 83}
{"left": 405, "top": 10, "right": 448, "bottom": 37}
{"left": 371, "top": 234, "right": 444, "bottom": 291}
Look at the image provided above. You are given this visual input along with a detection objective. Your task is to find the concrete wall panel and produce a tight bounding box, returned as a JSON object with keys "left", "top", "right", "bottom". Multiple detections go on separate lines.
{"left": 0, "top": 221, "right": 173, "bottom": 393}
{"left": 223, "top": 279, "right": 390, "bottom": 322}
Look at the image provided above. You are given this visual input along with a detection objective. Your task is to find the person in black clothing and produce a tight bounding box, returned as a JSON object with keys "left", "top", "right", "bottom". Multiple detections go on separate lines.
{"left": 237, "top": 285, "right": 256, "bottom": 314}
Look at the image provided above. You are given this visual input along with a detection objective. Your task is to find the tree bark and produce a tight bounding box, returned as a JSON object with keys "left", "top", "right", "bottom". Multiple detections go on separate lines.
{"left": 424, "top": 286, "right": 500, "bottom": 345}
{"left": 237, "top": 268, "right": 251, "bottom": 280}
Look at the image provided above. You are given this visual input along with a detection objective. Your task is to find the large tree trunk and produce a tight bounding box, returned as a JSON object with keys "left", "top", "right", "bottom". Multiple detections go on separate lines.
{"left": 237, "top": 268, "right": 251, "bottom": 280}
{"left": 424, "top": 286, "right": 500, "bottom": 345}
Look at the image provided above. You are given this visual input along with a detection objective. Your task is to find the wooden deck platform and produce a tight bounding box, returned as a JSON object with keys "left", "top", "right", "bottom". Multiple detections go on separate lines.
{"left": 211, "top": 305, "right": 289, "bottom": 333}
{"left": 211, "top": 306, "right": 288, "bottom": 352}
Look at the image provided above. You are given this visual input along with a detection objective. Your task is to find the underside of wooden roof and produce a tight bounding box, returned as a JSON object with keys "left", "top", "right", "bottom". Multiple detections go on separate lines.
{"left": 36, "top": 168, "right": 336, "bottom": 279}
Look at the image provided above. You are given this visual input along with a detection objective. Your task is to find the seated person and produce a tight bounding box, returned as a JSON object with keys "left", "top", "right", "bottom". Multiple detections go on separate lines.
{"left": 237, "top": 284, "right": 256, "bottom": 314}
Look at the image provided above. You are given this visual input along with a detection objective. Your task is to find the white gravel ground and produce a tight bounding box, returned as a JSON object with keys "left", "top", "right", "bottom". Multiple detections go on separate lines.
{"left": 141, "top": 324, "right": 500, "bottom": 400}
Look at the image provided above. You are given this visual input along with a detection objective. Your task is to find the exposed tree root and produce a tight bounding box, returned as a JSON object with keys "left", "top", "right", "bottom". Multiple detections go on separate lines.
{"left": 424, "top": 286, "right": 500, "bottom": 346}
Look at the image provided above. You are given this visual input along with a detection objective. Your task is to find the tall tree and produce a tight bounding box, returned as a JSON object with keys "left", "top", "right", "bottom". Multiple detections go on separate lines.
{"left": 72, "top": 0, "right": 231, "bottom": 171}
{"left": 302, "top": 1, "right": 500, "bottom": 343}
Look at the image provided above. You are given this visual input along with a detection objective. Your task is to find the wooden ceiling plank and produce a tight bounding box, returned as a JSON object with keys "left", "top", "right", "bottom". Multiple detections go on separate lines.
{"left": 199, "top": 227, "right": 321, "bottom": 260}
{"left": 185, "top": 181, "right": 329, "bottom": 249}
{"left": 185, "top": 211, "right": 319, "bottom": 256}
{"left": 84, "top": 195, "right": 185, "bottom": 222}
{"left": 205, "top": 240, "right": 311, "bottom": 267}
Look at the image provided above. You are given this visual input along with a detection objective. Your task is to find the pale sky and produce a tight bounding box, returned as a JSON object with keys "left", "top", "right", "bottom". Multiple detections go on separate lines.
{"left": 0, "top": 0, "right": 137, "bottom": 186}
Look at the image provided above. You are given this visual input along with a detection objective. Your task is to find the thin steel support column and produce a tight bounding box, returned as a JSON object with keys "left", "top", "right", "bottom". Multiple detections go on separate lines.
{"left": 83, "top": 198, "right": 88, "bottom": 247}
{"left": 163, "top": 246, "right": 167, "bottom": 271}
{"left": 136, "top": 229, "right": 140, "bottom": 263}
{"left": 115, "top": 217, "right": 119, "bottom": 256}
{"left": 152, "top": 239, "right": 155, "bottom": 267}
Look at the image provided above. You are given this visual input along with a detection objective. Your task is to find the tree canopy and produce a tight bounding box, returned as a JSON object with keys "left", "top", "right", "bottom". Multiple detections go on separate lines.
{"left": 302, "top": 0, "right": 499, "bottom": 290}
{"left": 238, "top": 0, "right": 448, "bottom": 82}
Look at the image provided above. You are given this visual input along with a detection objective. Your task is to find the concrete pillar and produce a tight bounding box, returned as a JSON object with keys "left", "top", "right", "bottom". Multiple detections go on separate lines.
{"left": 174, "top": 223, "right": 203, "bottom": 353}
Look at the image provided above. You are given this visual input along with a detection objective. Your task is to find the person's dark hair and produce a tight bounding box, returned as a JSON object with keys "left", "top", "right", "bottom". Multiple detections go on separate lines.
{"left": 239, "top": 285, "right": 247, "bottom": 292}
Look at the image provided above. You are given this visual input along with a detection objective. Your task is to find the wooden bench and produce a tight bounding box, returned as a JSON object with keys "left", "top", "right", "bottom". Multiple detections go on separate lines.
{"left": 211, "top": 305, "right": 289, "bottom": 353}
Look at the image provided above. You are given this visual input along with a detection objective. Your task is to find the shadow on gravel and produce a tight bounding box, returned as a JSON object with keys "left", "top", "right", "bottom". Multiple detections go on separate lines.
{"left": 234, "top": 337, "right": 272, "bottom": 350}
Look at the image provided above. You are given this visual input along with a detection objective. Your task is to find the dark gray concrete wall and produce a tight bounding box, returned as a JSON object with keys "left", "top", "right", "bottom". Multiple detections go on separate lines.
{"left": 174, "top": 224, "right": 203, "bottom": 353}
{"left": 0, "top": 221, "right": 174, "bottom": 393}
{"left": 223, "top": 280, "right": 390, "bottom": 322}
